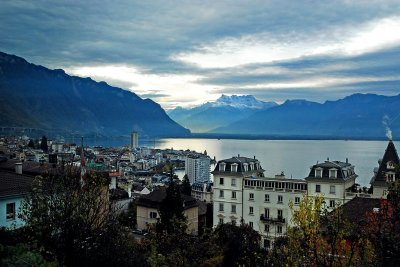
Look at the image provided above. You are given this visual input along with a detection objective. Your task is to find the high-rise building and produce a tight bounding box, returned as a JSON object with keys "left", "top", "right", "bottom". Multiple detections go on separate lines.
{"left": 130, "top": 131, "right": 138, "bottom": 150}
{"left": 185, "top": 154, "right": 211, "bottom": 184}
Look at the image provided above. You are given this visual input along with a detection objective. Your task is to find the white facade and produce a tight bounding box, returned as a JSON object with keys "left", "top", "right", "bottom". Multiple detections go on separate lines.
{"left": 185, "top": 155, "right": 211, "bottom": 184}
{"left": 130, "top": 131, "right": 138, "bottom": 150}
{"left": 213, "top": 156, "right": 360, "bottom": 249}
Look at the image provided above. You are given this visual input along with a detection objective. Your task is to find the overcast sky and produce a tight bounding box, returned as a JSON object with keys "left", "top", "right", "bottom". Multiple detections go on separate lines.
{"left": 1, "top": 0, "right": 400, "bottom": 109}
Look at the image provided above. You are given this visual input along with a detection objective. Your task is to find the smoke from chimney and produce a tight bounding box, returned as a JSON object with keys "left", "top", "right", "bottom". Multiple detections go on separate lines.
{"left": 382, "top": 115, "right": 393, "bottom": 141}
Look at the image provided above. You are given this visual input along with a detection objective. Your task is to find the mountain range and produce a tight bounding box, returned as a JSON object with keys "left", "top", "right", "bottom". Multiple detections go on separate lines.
{"left": 168, "top": 95, "right": 277, "bottom": 132}
{"left": 212, "top": 94, "right": 400, "bottom": 139}
{"left": 0, "top": 52, "right": 189, "bottom": 138}
{"left": 170, "top": 93, "right": 400, "bottom": 139}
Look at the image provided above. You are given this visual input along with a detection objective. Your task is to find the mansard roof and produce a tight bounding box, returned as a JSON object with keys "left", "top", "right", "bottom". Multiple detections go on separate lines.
{"left": 212, "top": 156, "right": 264, "bottom": 175}
{"left": 306, "top": 159, "right": 357, "bottom": 181}
{"left": 371, "top": 140, "right": 400, "bottom": 184}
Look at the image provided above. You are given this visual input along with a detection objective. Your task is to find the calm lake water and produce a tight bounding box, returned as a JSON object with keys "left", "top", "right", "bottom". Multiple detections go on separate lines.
{"left": 155, "top": 138, "right": 399, "bottom": 187}
{"left": 85, "top": 137, "right": 399, "bottom": 187}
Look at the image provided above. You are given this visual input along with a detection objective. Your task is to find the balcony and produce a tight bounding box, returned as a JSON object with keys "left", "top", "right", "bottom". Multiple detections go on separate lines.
{"left": 260, "top": 214, "right": 285, "bottom": 224}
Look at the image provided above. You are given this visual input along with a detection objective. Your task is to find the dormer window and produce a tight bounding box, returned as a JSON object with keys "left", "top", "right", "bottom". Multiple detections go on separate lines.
{"left": 243, "top": 163, "right": 248, "bottom": 172}
{"left": 231, "top": 163, "right": 238, "bottom": 172}
{"left": 329, "top": 168, "right": 337, "bottom": 179}
{"left": 387, "top": 161, "right": 395, "bottom": 170}
{"left": 249, "top": 162, "right": 254, "bottom": 170}
{"left": 315, "top": 168, "right": 323, "bottom": 178}
{"left": 386, "top": 172, "right": 396, "bottom": 182}
{"left": 219, "top": 162, "right": 226, "bottom": 172}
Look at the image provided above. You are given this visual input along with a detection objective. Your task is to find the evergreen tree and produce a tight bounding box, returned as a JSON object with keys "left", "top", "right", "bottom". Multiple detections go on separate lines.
{"left": 40, "top": 136, "right": 48, "bottom": 152}
{"left": 158, "top": 172, "right": 185, "bottom": 233}
{"left": 181, "top": 174, "right": 192, "bottom": 196}
{"left": 27, "top": 139, "right": 35, "bottom": 148}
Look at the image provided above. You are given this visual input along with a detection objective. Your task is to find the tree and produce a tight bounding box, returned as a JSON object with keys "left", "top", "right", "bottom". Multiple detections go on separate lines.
{"left": 20, "top": 166, "right": 141, "bottom": 266}
{"left": 157, "top": 173, "right": 185, "bottom": 233}
{"left": 118, "top": 200, "right": 137, "bottom": 229}
{"left": 40, "top": 136, "right": 48, "bottom": 152}
{"left": 284, "top": 194, "right": 374, "bottom": 267}
{"left": 366, "top": 180, "right": 400, "bottom": 266}
{"left": 27, "top": 139, "right": 35, "bottom": 148}
{"left": 181, "top": 174, "right": 192, "bottom": 196}
{"left": 213, "top": 221, "right": 265, "bottom": 267}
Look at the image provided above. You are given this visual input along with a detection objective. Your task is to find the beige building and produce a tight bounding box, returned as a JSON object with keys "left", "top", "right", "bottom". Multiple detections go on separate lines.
{"left": 136, "top": 188, "right": 199, "bottom": 234}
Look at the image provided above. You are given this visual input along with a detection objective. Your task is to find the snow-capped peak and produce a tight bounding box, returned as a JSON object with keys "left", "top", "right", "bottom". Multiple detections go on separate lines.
{"left": 212, "top": 94, "right": 276, "bottom": 109}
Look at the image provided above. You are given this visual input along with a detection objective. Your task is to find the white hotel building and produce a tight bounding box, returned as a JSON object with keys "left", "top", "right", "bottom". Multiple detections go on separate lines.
{"left": 212, "top": 156, "right": 358, "bottom": 248}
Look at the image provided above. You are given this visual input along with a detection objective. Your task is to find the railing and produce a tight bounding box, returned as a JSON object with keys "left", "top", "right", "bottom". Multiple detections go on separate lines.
{"left": 260, "top": 214, "right": 285, "bottom": 224}
{"left": 345, "top": 192, "right": 372, "bottom": 198}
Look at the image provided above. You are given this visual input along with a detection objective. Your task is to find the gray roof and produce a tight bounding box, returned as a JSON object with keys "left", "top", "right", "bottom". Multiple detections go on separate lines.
{"left": 212, "top": 156, "right": 264, "bottom": 175}
{"left": 371, "top": 141, "right": 400, "bottom": 185}
{"left": 306, "top": 160, "right": 357, "bottom": 181}
{"left": 0, "top": 170, "right": 33, "bottom": 199}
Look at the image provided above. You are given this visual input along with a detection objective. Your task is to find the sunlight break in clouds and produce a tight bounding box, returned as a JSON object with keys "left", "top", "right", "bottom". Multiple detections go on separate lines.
{"left": 173, "top": 16, "right": 400, "bottom": 69}
{"left": 66, "top": 65, "right": 221, "bottom": 109}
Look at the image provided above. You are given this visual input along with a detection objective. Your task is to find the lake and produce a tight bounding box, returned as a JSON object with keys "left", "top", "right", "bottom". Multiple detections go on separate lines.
{"left": 84, "top": 137, "right": 399, "bottom": 187}
{"left": 154, "top": 138, "right": 399, "bottom": 187}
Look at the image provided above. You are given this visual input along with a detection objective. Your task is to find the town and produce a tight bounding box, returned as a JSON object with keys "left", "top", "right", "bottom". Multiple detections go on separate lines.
{"left": 1, "top": 131, "right": 399, "bottom": 266}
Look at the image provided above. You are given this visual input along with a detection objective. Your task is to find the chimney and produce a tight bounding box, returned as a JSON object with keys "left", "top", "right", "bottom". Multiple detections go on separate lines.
{"left": 346, "top": 158, "right": 348, "bottom": 164}
{"left": 15, "top": 162, "right": 22, "bottom": 174}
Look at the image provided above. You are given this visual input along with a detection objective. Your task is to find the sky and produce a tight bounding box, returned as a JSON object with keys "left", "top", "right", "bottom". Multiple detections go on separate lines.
{"left": 1, "top": 0, "right": 400, "bottom": 109}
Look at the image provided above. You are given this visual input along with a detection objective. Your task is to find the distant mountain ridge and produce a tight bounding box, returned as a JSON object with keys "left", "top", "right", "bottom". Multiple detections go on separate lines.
{"left": 168, "top": 95, "right": 277, "bottom": 132}
{"left": 0, "top": 51, "right": 189, "bottom": 137}
{"left": 212, "top": 93, "right": 400, "bottom": 139}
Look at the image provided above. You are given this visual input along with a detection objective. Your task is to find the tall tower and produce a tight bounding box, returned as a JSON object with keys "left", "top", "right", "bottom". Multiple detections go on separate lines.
{"left": 130, "top": 131, "right": 138, "bottom": 150}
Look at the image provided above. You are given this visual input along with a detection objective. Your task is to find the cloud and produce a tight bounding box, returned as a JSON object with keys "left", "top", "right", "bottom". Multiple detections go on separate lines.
{"left": 172, "top": 16, "right": 400, "bottom": 69}
{"left": 1, "top": 1, "right": 400, "bottom": 108}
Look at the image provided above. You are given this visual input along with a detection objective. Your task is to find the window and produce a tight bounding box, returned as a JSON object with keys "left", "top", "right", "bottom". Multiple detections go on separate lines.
{"left": 249, "top": 206, "right": 254, "bottom": 215}
{"left": 219, "top": 203, "right": 224, "bottom": 212}
{"left": 231, "top": 204, "right": 236, "bottom": 213}
{"left": 231, "top": 191, "right": 237, "bottom": 199}
{"left": 231, "top": 178, "right": 236, "bottom": 186}
{"left": 231, "top": 163, "right": 238, "bottom": 172}
{"left": 219, "top": 163, "right": 226, "bottom": 171}
{"left": 315, "top": 168, "right": 322, "bottom": 178}
{"left": 264, "top": 194, "right": 270, "bottom": 202}
{"left": 295, "top": 197, "right": 300, "bottom": 205}
{"left": 219, "top": 190, "right": 224, "bottom": 198}
{"left": 219, "top": 218, "right": 224, "bottom": 224}
{"left": 278, "top": 209, "right": 283, "bottom": 219}
{"left": 387, "top": 173, "right": 395, "bottom": 182}
{"left": 329, "top": 169, "right": 337, "bottom": 178}
{"left": 264, "top": 239, "right": 271, "bottom": 249}
{"left": 150, "top": 211, "right": 157, "bottom": 219}
{"left": 329, "top": 185, "right": 336, "bottom": 194}
{"left": 249, "top": 193, "right": 254, "bottom": 200}
{"left": 278, "top": 195, "right": 283, "bottom": 204}
{"left": 264, "top": 224, "right": 270, "bottom": 232}
{"left": 329, "top": 200, "right": 335, "bottom": 208}
{"left": 264, "top": 208, "right": 270, "bottom": 218}
{"left": 277, "top": 225, "right": 283, "bottom": 234}
{"left": 316, "top": 184, "right": 321, "bottom": 193}
{"left": 219, "top": 178, "right": 224, "bottom": 185}
{"left": 249, "top": 221, "right": 253, "bottom": 228}
{"left": 6, "top": 203, "right": 15, "bottom": 220}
